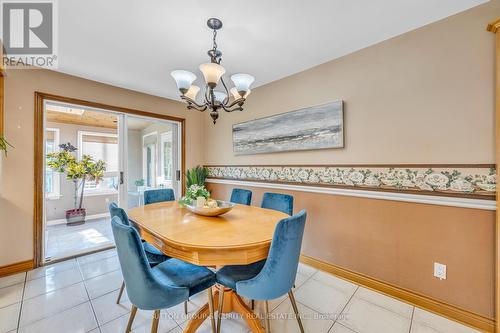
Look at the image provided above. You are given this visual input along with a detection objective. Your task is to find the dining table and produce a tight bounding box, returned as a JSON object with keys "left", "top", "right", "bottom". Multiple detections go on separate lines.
{"left": 127, "top": 201, "right": 289, "bottom": 333}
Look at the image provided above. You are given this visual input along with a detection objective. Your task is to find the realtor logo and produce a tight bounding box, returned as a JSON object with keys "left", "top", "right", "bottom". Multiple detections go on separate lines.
{"left": 1, "top": 0, "right": 58, "bottom": 68}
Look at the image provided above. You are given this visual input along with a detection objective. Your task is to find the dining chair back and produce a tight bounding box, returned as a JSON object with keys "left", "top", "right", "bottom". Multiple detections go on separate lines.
{"left": 144, "top": 188, "right": 175, "bottom": 205}
{"left": 260, "top": 192, "right": 293, "bottom": 215}
{"left": 108, "top": 202, "right": 170, "bottom": 305}
{"left": 109, "top": 202, "right": 130, "bottom": 226}
{"left": 215, "top": 210, "right": 307, "bottom": 333}
{"left": 236, "top": 209, "right": 306, "bottom": 300}
{"left": 111, "top": 216, "right": 188, "bottom": 310}
{"left": 230, "top": 188, "right": 252, "bottom": 205}
{"left": 112, "top": 216, "right": 217, "bottom": 333}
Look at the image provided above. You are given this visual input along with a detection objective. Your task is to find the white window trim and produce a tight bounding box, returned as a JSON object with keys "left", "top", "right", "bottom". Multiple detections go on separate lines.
{"left": 45, "top": 128, "right": 61, "bottom": 200}
{"left": 160, "top": 131, "right": 173, "bottom": 186}
{"left": 142, "top": 131, "right": 158, "bottom": 188}
{"left": 77, "top": 130, "right": 119, "bottom": 196}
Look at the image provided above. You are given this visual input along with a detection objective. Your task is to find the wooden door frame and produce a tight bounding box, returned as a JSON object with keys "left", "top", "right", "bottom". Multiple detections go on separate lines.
{"left": 487, "top": 18, "right": 500, "bottom": 333}
{"left": 34, "top": 92, "right": 186, "bottom": 268}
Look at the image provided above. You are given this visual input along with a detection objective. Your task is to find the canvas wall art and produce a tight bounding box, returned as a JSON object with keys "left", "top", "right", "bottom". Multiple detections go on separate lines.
{"left": 232, "top": 100, "right": 344, "bottom": 155}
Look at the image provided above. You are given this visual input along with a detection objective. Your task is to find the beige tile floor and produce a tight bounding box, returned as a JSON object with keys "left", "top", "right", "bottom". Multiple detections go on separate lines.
{"left": 0, "top": 248, "right": 481, "bottom": 333}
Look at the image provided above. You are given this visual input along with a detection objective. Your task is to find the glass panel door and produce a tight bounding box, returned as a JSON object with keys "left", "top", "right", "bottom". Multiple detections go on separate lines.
{"left": 120, "top": 115, "right": 181, "bottom": 209}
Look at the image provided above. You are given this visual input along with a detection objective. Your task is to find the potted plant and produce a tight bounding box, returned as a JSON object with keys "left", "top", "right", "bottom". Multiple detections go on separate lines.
{"left": 185, "top": 165, "right": 209, "bottom": 187}
{"left": 135, "top": 178, "right": 145, "bottom": 192}
{"left": 0, "top": 136, "right": 13, "bottom": 156}
{"left": 47, "top": 142, "right": 106, "bottom": 225}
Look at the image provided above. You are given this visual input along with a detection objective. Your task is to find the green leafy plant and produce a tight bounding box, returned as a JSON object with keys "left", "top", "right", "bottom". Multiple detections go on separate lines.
{"left": 47, "top": 142, "right": 106, "bottom": 209}
{"left": 179, "top": 184, "right": 210, "bottom": 206}
{"left": 135, "top": 179, "right": 145, "bottom": 187}
{"left": 185, "top": 166, "right": 209, "bottom": 188}
{"left": 0, "top": 136, "right": 13, "bottom": 156}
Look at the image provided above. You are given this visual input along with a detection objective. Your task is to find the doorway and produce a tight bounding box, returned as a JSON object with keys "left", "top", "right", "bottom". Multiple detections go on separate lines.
{"left": 34, "top": 93, "right": 185, "bottom": 266}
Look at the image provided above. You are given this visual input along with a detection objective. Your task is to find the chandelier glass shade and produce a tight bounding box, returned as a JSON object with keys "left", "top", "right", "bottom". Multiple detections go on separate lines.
{"left": 170, "top": 18, "right": 254, "bottom": 124}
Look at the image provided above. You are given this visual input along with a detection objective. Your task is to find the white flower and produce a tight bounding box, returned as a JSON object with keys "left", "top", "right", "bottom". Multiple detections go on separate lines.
{"left": 234, "top": 169, "right": 241, "bottom": 178}
{"left": 401, "top": 179, "right": 415, "bottom": 188}
{"left": 425, "top": 173, "right": 449, "bottom": 189}
{"left": 364, "top": 176, "right": 380, "bottom": 187}
{"left": 308, "top": 174, "right": 319, "bottom": 183}
{"left": 349, "top": 171, "right": 364, "bottom": 184}
{"left": 450, "top": 179, "right": 473, "bottom": 192}
{"left": 298, "top": 170, "right": 309, "bottom": 181}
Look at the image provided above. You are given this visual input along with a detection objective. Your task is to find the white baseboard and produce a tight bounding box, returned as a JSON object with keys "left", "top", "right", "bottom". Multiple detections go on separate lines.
{"left": 46, "top": 212, "right": 110, "bottom": 226}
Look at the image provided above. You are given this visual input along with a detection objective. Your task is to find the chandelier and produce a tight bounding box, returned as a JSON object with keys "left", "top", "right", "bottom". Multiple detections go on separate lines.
{"left": 170, "top": 18, "right": 254, "bottom": 124}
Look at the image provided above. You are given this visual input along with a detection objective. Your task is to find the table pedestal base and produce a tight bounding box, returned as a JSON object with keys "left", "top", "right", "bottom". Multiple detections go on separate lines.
{"left": 183, "top": 287, "right": 264, "bottom": 333}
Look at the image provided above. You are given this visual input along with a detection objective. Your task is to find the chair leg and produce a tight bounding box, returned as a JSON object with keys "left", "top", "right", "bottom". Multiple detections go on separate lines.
{"left": 151, "top": 309, "right": 160, "bottom": 333}
{"left": 264, "top": 300, "right": 271, "bottom": 333}
{"left": 288, "top": 290, "right": 305, "bottom": 333}
{"left": 207, "top": 288, "right": 216, "bottom": 333}
{"left": 216, "top": 287, "right": 225, "bottom": 333}
{"left": 117, "top": 281, "right": 125, "bottom": 304}
{"left": 125, "top": 305, "right": 137, "bottom": 333}
{"left": 184, "top": 300, "right": 188, "bottom": 315}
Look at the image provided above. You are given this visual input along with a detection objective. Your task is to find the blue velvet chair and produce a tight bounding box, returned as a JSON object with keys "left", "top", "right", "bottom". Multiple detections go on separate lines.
{"left": 144, "top": 188, "right": 175, "bottom": 205}
{"left": 261, "top": 192, "right": 294, "bottom": 216}
{"left": 216, "top": 210, "right": 307, "bottom": 333}
{"left": 111, "top": 216, "right": 217, "bottom": 333}
{"left": 230, "top": 188, "right": 252, "bottom": 205}
{"left": 109, "top": 203, "right": 169, "bottom": 303}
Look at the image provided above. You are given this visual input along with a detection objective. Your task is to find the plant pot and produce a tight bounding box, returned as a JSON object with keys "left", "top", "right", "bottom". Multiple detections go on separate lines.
{"left": 65, "top": 208, "right": 86, "bottom": 225}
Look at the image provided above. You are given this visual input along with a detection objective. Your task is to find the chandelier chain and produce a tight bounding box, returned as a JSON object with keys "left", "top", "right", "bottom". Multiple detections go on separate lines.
{"left": 212, "top": 29, "right": 218, "bottom": 53}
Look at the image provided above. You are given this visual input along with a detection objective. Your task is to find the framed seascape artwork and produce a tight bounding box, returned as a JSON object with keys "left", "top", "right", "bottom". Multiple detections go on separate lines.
{"left": 232, "top": 100, "right": 344, "bottom": 155}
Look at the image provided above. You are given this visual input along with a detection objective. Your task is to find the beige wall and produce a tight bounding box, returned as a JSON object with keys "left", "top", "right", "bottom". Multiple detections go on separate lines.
{"left": 201, "top": 0, "right": 499, "bottom": 324}
{"left": 0, "top": 69, "right": 204, "bottom": 266}
{"left": 203, "top": 0, "right": 498, "bottom": 165}
{"left": 208, "top": 182, "right": 495, "bottom": 320}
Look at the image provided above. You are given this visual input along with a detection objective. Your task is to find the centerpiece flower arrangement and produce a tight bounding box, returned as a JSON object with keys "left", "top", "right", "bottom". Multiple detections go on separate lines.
{"left": 178, "top": 166, "right": 218, "bottom": 207}
{"left": 47, "top": 142, "right": 106, "bottom": 225}
{"left": 178, "top": 184, "right": 210, "bottom": 206}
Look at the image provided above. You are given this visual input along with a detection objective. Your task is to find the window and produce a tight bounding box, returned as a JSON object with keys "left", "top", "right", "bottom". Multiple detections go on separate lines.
{"left": 78, "top": 131, "right": 119, "bottom": 195}
{"left": 160, "top": 131, "right": 173, "bottom": 187}
{"left": 142, "top": 132, "right": 157, "bottom": 188}
{"left": 45, "top": 128, "right": 60, "bottom": 199}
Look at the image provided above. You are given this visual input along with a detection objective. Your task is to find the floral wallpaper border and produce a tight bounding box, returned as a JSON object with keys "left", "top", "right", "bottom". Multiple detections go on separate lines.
{"left": 206, "top": 165, "right": 496, "bottom": 199}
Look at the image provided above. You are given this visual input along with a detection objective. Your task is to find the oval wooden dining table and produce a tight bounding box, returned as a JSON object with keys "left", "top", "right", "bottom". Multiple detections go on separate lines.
{"left": 127, "top": 201, "right": 289, "bottom": 333}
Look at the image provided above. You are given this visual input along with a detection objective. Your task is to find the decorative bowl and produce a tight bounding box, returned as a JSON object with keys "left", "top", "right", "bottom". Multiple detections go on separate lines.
{"left": 185, "top": 200, "right": 236, "bottom": 217}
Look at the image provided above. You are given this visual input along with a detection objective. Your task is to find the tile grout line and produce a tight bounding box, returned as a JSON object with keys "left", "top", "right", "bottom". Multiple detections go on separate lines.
{"left": 268, "top": 270, "right": 317, "bottom": 312}
{"left": 327, "top": 285, "right": 360, "bottom": 333}
{"left": 408, "top": 306, "right": 415, "bottom": 333}
{"left": 15, "top": 272, "right": 27, "bottom": 332}
{"left": 77, "top": 257, "right": 101, "bottom": 332}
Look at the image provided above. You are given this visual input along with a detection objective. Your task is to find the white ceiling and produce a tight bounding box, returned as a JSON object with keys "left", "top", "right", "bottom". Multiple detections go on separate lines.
{"left": 56, "top": 0, "right": 487, "bottom": 100}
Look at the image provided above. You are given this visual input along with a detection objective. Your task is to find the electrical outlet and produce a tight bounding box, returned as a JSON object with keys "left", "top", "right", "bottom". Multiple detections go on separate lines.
{"left": 434, "top": 262, "right": 446, "bottom": 280}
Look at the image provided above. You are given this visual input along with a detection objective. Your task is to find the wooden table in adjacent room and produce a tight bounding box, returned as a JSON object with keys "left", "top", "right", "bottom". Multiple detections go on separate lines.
{"left": 127, "top": 201, "right": 289, "bottom": 333}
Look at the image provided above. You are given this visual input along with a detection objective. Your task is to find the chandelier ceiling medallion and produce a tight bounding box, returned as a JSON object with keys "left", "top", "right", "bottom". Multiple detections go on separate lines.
{"left": 171, "top": 18, "right": 254, "bottom": 124}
